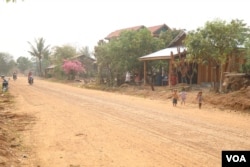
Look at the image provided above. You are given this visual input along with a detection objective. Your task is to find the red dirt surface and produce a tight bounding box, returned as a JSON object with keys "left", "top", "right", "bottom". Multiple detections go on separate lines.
{"left": 0, "top": 77, "right": 249, "bottom": 166}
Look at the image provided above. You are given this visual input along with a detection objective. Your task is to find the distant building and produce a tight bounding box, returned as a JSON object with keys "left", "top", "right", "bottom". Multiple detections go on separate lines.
{"left": 105, "top": 24, "right": 170, "bottom": 40}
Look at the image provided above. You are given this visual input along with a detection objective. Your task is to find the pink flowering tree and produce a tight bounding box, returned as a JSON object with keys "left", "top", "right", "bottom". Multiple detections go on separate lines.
{"left": 62, "top": 60, "right": 85, "bottom": 80}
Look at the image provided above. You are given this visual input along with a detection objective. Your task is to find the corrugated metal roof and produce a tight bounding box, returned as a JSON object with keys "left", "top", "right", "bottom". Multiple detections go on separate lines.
{"left": 138, "top": 47, "right": 186, "bottom": 61}
{"left": 167, "top": 30, "right": 186, "bottom": 47}
{"left": 46, "top": 65, "right": 57, "bottom": 69}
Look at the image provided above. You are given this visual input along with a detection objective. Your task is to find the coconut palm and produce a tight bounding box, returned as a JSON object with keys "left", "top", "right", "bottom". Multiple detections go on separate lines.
{"left": 6, "top": 0, "right": 15, "bottom": 2}
{"left": 28, "top": 38, "right": 50, "bottom": 76}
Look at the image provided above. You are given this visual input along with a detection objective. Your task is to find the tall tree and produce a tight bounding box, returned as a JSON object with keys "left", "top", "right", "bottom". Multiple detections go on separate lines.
{"left": 16, "top": 56, "right": 32, "bottom": 73}
{"left": 0, "top": 52, "right": 15, "bottom": 75}
{"left": 94, "top": 40, "right": 110, "bottom": 84}
{"left": 5, "top": 0, "right": 24, "bottom": 3}
{"left": 159, "top": 28, "right": 182, "bottom": 47}
{"left": 184, "top": 19, "right": 250, "bottom": 92}
{"left": 50, "top": 45, "right": 77, "bottom": 64}
{"left": 28, "top": 37, "right": 50, "bottom": 76}
{"left": 243, "top": 40, "right": 250, "bottom": 73}
{"left": 6, "top": 0, "right": 16, "bottom": 2}
{"left": 95, "top": 28, "right": 164, "bottom": 86}
{"left": 49, "top": 45, "right": 77, "bottom": 79}
{"left": 79, "top": 46, "right": 91, "bottom": 58}
{"left": 78, "top": 46, "right": 96, "bottom": 78}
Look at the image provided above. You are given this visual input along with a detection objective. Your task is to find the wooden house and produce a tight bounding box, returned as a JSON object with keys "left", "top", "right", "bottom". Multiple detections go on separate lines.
{"left": 70, "top": 54, "right": 97, "bottom": 78}
{"left": 139, "top": 30, "right": 190, "bottom": 86}
{"left": 147, "top": 24, "right": 171, "bottom": 37}
{"left": 45, "top": 64, "right": 57, "bottom": 78}
{"left": 105, "top": 24, "right": 170, "bottom": 40}
{"left": 105, "top": 25, "right": 146, "bottom": 40}
{"left": 105, "top": 24, "right": 247, "bottom": 86}
{"left": 139, "top": 30, "right": 247, "bottom": 86}
{"left": 45, "top": 54, "right": 96, "bottom": 79}
{"left": 139, "top": 46, "right": 188, "bottom": 86}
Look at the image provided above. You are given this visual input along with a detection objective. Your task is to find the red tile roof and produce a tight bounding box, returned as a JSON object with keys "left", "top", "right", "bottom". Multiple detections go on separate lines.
{"left": 105, "top": 24, "right": 171, "bottom": 40}
{"left": 147, "top": 24, "right": 170, "bottom": 35}
{"left": 105, "top": 25, "right": 145, "bottom": 40}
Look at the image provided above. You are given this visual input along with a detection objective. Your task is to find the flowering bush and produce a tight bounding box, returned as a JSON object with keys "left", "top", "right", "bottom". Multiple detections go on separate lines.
{"left": 62, "top": 60, "right": 85, "bottom": 79}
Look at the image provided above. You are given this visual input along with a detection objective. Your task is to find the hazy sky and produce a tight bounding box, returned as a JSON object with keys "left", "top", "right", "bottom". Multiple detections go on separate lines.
{"left": 0, "top": 0, "right": 249, "bottom": 60}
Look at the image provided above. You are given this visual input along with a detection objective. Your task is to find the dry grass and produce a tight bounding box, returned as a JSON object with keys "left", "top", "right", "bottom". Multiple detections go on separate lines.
{"left": 0, "top": 92, "right": 35, "bottom": 166}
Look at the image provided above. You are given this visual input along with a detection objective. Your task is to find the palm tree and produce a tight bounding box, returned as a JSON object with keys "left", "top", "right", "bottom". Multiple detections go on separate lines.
{"left": 5, "top": 0, "right": 23, "bottom": 2}
{"left": 28, "top": 38, "right": 50, "bottom": 76}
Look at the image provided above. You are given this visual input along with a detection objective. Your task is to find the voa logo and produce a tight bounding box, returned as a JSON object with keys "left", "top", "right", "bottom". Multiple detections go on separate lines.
{"left": 226, "top": 154, "right": 247, "bottom": 163}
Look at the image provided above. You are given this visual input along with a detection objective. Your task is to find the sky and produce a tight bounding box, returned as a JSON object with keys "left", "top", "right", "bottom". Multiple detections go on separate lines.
{"left": 0, "top": 0, "right": 249, "bottom": 60}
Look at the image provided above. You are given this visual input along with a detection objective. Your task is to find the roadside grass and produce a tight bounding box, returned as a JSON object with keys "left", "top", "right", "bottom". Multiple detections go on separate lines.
{"left": 0, "top": 92, "right": 35, "bottom": 166}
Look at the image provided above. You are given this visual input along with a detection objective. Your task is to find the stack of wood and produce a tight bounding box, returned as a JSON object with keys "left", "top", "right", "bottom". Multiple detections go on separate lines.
{"left": 223, "top": 73, "right": 250, "bottom": 92}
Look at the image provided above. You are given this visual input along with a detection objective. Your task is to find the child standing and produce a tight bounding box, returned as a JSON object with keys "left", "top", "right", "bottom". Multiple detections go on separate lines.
{"left": 172, "top": 89, "right": 179, "bottom": 107}
{"left": 196, "top": 91, "right": 203, "bottom": 109}
{"left": 179, "top": 88, "right": 187, "bottom": 105}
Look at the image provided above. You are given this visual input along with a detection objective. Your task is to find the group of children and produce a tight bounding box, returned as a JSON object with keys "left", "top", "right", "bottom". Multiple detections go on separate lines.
{"left": 172, "top": 88, "right": 203, "bottom": 109}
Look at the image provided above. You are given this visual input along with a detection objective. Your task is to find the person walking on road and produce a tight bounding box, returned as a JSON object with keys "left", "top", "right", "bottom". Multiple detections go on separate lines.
{"left": 179, "top": 87, "right": 187, "bottom": 105}
{"left": 172, "top": 89, "right": 179, "bottom": 107}
{"left": 196, "top": 91, "right": 203, "bottom": 109}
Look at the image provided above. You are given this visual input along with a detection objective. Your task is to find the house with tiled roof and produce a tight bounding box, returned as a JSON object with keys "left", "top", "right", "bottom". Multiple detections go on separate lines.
{"left": 105, "top": 24, "right": 170, "bottom": 40}
{"left": 147, "top": 24, "right": 170, "bottom": 37}
{"left": 139, "top": 29, "right": 247, "bottom": 86}
{"left": 105, "top": 25, "right": 145, "bottom": 40}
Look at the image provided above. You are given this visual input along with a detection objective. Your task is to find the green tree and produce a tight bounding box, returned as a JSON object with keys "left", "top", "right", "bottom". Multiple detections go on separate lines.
{"left": 49, "top": 45, "right": 77, "bottom": 79}
{"left": 184, "top": 19, "right": 250, "bottom": 91}
{"left": 184, "top": 30, "right": 211, "bottom": 85}
{"left": 28, "top": 37, "right": 50, "bottom": 76}
{"left": 94, "top": 40, "right": 110, "bottom": 84}
{"left": 50, "top": 45, "right": 77, "bottom": 63}
{"left": 5, "top": 0, "right": 24, "bottom": 3}
{"left": 95, "top": 28, "right": 164, "bottom": 86}
{"left": 79, "top": 46, "right": 91, "bottom": 58}
{"left": 78, "top": 46, "right": 96, "bottom": 78}
{"left": 243, "top": 40, "right": 250, "bottom": 73}
{"left": 0, "top": 52, "right": 15, "bottom": 75}
{"left": 159, "top": 28, "right": 182, "bottom": 47}
{"left": 16, "top": 56, "right": 32, "bottom": 73}
{"left": 6, "top": 0, "right": 16, "bottom": 2}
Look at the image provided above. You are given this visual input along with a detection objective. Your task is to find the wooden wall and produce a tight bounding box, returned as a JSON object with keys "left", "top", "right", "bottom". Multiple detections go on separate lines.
{"left": 197, "top": 63, "right": 214, "bottom": 84}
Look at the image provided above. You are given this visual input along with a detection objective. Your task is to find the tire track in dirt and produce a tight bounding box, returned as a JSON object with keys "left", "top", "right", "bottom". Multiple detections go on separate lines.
{"left": 30, "top": 79, "right": 250, "bottom": 166}
{"left": 9, "top": 77, "right": 250, "bottom": 167}
{"left": 34, "top": 82, "right": 250, "bottom": 146}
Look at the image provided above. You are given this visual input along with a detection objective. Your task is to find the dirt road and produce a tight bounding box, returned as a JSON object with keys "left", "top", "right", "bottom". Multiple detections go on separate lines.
{"left": 9, "top": 77, "right": 250, "bottom": 167}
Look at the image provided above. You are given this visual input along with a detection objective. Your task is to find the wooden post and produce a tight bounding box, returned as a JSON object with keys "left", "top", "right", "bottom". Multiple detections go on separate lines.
{"left": 176, "top": 47, "right": 180, "bottom": 85}
{"left": 168, "top": 51, "right": 173, "bottom": 87}
{"left": 206, "top": 65, "right": 208, "bottom": 82}
{"left": 210, "top": 63, "right": 213, "bottom": 83}
{"left": 197, "top": 64, "right": 201, "bottom": 84}
{"left": 143, "top": 61, "right": 147, "bottom": 85}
